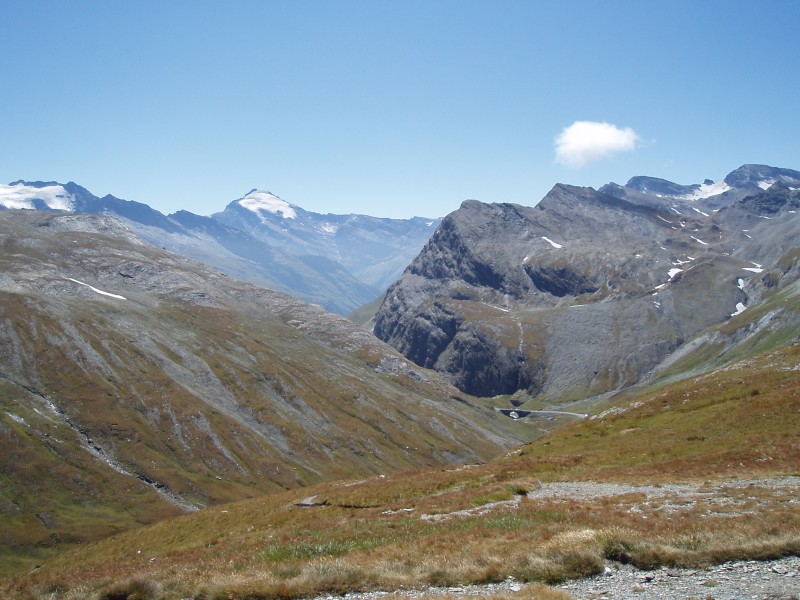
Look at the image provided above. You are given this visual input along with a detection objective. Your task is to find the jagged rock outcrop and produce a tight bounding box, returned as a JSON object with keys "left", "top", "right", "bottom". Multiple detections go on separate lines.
{"left": 374, "top": 165, "right": 800, "bottom": 401}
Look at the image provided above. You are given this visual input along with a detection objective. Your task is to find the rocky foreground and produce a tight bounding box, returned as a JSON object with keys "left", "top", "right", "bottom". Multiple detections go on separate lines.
{"left": 561, "top": 555, "right": 800, "bottom": 599}
{"left": 311, "top": 477, "right": 800, "bottom": 600}
{"left": 308, "top": 555, "right": 799, "bottom": 599}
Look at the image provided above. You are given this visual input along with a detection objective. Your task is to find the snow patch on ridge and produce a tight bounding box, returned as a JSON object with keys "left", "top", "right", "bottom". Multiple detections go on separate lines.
{"left": 320, "top": 223, "right": 338, "bottom": 235}
{"left": 542, "top": 236, "right": 563, "bottom": 249}
{"left": 6, "top": 412, "right": 28, "bottom": 427}
{"left": 757, "top": 179, "right": 775, "bottom": 190}
{"left": 0, "top": 183, "right": 75, "bottom": 211}
{"left": 239, "top": 191, "right": 297, "bottom": 220}
{"left": 681, "top": 179, "right": 731, "bottom": 200}
{"left": 742, "top": 261, "right": 764, "bottom": 274}
{"left": 66, "top": 278, "right": 127, "bottom": 300}
{"left": 667, "top": 268, "right": 683, "bottom": 280}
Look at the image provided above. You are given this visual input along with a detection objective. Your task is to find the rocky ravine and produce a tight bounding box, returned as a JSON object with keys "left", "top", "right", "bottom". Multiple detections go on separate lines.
{"left": 374, "top": 164, "right": 800, "bottom": 402}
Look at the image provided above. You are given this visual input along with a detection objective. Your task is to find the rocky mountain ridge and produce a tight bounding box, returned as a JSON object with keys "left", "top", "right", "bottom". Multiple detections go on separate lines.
{"left": 0, "top": 182, "right": 441, "bottom": 314}
{"left": 373, "top": 164, "right": 800, "bottom": 401}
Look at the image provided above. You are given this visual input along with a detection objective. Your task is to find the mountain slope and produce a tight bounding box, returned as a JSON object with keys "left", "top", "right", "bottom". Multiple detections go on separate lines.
{"left": 212, "top": 190, "right": 441, "bottom": 295}
{"left": 4, "top": 342, "right": 797, "bottom": 598}
{"left": 0, "top": 210, "right": 521, "bottom": 572}
{"left": 0, "top": 182, "right": 441, "bottom": 314}
{"left": 373, "top": 165, "right": 800, "bottom": 401}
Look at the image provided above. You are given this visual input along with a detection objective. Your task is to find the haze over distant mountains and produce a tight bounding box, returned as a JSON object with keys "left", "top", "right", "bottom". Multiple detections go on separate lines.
{"left": 0, "top": 183, "right": 441, "bottom": 314}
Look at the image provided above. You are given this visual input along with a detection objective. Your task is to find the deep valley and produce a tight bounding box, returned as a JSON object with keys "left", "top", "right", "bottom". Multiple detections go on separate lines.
{"left": 0, "top": 165, "right": 798, "bottom": 599}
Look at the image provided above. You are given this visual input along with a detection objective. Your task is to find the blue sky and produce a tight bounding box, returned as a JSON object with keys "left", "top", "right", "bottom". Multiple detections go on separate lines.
{"left": 2, "top": 1, "right": 798, "bottom": 218}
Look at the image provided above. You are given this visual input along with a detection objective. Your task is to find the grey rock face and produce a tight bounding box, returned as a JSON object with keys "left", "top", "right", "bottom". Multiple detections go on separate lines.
{"left": 723, "top": 163, "right": 800, "bottom": 188}
{"left": 374, "top": 165, "right": 800, "bottom": 401}
{"left": 625, "top": 175, "right": 699, "bottom": 198}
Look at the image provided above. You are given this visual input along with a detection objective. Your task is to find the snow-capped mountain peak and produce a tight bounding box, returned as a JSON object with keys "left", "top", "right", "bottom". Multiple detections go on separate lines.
{"left": 238, "top": 190, "right": 297, "bottom": 220}
{"left": 0, "top": 181, "right": 75, "bottom": 211}
{"left": 608, "top": 165, "right": 800, "bottom": 210}
{"left": 723, "top": 164, "right": 800, "bottom": 190}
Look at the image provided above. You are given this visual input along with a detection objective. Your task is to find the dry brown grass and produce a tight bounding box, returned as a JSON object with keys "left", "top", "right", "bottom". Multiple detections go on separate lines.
{"left": 13, "top": 485, "right": 797, "bottom": 598}
{"left": 2, "top": 345, "right": 798, "bottom": 599}
{"left": 6, "top": 487, "right": 798, "bottom": 599}
{"left": 514, "top": 344, "right": 800, "bottom": 483}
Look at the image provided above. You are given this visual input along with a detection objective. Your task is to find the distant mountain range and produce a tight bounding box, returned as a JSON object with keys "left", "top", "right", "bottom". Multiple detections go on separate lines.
{"left": 373, "top": 164, "right": 800, "bottom": 401}
{"left": 0, "top": 183, "right": 441, "bottom": 314}
{"left": 2, "top": 163, "right": 799, "bottom": 575}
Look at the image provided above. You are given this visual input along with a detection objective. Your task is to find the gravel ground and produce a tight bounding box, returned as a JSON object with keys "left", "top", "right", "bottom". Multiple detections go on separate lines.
{"left": 525, "top": 477, "right": 800, "bottom": 504}
{"left": 560, "top": 556, "right": 800, "bottom": 599}
{"left": 313, "top": 557, "right": 800, "bottom": 600}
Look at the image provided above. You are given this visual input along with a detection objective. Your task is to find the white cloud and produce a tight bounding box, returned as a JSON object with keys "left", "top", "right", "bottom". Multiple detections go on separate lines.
{"left": 554, "top": 121, "right": 640, "bottom": 168}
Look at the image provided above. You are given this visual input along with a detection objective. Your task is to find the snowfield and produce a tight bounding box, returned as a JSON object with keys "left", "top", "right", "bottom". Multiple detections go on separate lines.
{"left": 0, "top": 182, "right": 75, "bottom": 211}
{"left": 680, "top": 179, "right": 731, "bottom": 200}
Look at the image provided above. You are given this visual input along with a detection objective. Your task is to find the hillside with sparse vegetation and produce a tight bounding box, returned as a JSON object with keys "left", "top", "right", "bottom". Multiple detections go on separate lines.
{"left": 2, "top": 342, "right": 797, "bottom": 599}
{"left": 0, "top": 211, "right": 524, "bottom": 577}
{"left": 0, "top": 165, "right": 798, "bottom": 599}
